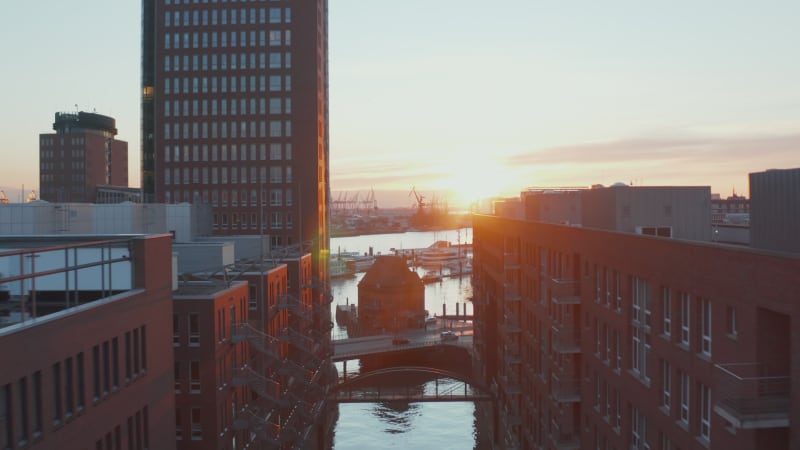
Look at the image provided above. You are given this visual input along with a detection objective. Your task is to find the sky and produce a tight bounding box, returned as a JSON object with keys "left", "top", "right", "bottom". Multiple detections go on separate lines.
{"left": 1, "top": 1, "right": 799, "bottom": 208}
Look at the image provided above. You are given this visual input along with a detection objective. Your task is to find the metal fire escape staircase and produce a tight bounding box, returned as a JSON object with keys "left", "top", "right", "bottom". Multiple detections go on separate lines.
{"left": 232, "top": 281, "right": 334, "bottom": 448}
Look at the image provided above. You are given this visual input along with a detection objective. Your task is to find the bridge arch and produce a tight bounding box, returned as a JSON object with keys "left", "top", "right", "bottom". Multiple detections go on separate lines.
{"left": 334, "top": 365, "right": 491, "bottom": 397}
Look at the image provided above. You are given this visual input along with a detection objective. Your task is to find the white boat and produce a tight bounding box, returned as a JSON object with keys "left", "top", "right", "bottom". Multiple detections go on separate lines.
{"left": 417, "top": 240, "right": 469, "bottom": 268}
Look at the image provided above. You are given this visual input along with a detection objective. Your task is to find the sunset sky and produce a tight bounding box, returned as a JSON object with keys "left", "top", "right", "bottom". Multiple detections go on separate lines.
{"left": 1, "top": 1, "right": 798, "bottom": 208}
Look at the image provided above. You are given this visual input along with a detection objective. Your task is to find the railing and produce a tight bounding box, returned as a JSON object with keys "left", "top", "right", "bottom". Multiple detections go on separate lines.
{"left": 504, "top": 283, "right": 521, "bottom": 302}
{"left": 499, "top": 373, "right": 522, "bottom": 395}
{"left": 333, "top": 383, "right": 491, "bottom": 403}
{"left": 503, "top": 252, "right": 520, "bottom": 270}
{"left": 551, "top": 375, "right": 580, "bottom": 403}
{"left": 0, "top": 238, "right": 135, "bottom": 328}
{"left": 550, "top": 420, "right": 580, "bottom": 450}
{"left": 232, "top": 366, "right": 287, "bottom": 406}
{"left": 232, "top": 408, "right": 282, "bottom": 441}
{"left": 231, "top": 323, "right": 283, "bottom": 361}
{"left": 551, "top": 326, "right": 581, "bottom": 353}
{"left": 714, "top": 362, "right": 790, "bottom": 428}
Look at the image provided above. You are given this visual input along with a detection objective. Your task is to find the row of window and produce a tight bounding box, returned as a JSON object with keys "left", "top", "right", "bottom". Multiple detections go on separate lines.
{"left": 165, "top": 141, "right": 291, "bottom": 163}
{"left": 164, "top": 165, "right": 292, "bottom": 186}
{"left": 591, "top": 369, "right": 712, "bottom": 447}
{"left": 164, "top": 6, "right": 291, "bottom": 28}
{"left": 1, "top": 327, "right": 147, "bottom": 450}
{"left": 163, "top": 74, "right": 291, "bottom": 96}
{"left": 163, "top": 118, "right": 292, "bottom": 141}
{"left": 40, "top": 149, "right": 87, "bottom": 159}
{"left": 94, "top": 406, "right": 150, "bottom": 450}
{"left": 165, "top": 96, "right": 291, "bottom": 118}
{"left": 40, "top": 137, "right": 84, "bottom": 147}
{"left": 165, "top": 51, "right": 291, "bottom": 74}
{"left": 212, "top": 211, "right": 293, "bottom": 230}
{"left": 164, "top": 28, "right": 291, "bottom": 51}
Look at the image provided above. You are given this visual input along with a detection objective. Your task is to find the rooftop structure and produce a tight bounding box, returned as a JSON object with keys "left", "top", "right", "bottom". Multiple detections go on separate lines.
{"left": 749, "top": 167, "right": 800, "bottom": 254}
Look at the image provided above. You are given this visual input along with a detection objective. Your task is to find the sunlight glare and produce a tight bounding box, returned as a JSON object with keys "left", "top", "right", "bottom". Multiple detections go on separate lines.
{"left": 441, "top": 158, "right": 512, "bottom": 208}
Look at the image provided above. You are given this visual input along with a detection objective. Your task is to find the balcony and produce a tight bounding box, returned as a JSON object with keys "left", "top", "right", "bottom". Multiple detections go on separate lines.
{"left": 232, "top": 366, "right": 288, "bottom": 406}
{"left": 551, "top": 375, "right": 580, "bottom": 403}
{"left": 504, "top": 283, "right": 521, "bottom": 302}
{"left": 550, "top": 421, "right": 580, "bottom": 450}
{"left": 504, "top": 252, "right": 520, "bottom": 270}
{"left": 552, "top": 294, "right": 581, "bottom": 305}
{"left": 500, "top": 308, "right": 522, "bottom": 336}
{"left": 551, "top": 326, "right": 581, "bottom": 354}
{"left": 549, "top": 276, "right": 579, "bottom": 301}
{"left": 714, "top": 362, "right": 790, "bottom": 429}
{"left": 499, "top": 374, "right": 522, "bottom": 396}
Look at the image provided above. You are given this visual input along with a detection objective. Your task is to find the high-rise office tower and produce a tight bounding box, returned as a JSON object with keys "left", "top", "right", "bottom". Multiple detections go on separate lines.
{"left": 141, "top": 4, "right": 334, "bottom": 445}
{"left": 39, "top": 111, "right": 129, "bottom": 203}
{"left": 141, "top": 0, "right": 329, "bottom": 254}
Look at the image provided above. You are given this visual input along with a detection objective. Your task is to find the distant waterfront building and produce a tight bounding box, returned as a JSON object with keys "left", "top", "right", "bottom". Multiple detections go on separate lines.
{"left": 39, "top": 111, "right": 129, "bottom": 203}
{"left": 472, "top": 204, "right": 800, "bottom": 449}
{"left": 749, "top": 167, "right": 800, "bottom": 254}
{"left": 0, "top": 235, "right": 176, "bottom": 449}
{"left": 710, "top": 192, "right": 749, "bottom": 225}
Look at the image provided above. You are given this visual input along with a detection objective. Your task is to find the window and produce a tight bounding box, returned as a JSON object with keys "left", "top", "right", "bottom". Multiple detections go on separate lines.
{"left": 141, "top": 326, "right": 148, "bottom": 372}
{"left": 662, "top": 287, "right": 672, "bottom": 337}
{"left": 102, "top": 341, "right": 110, "bottom": 394}
{"left": 64, "top": 358, "right": 74, "bottom": 415}
{"left": 595, "top": 267, "right": 601, "bottom": 302}
{"left": 190, "top": 361, "right": 201, "bottom": 393}
{"left": 173, "top": 314, "right": 180, "bottom": 346}
{"left": 18, "top": 377, "right": 28, "bottom": 444}
{"left": 191, "top": 408, "right": 202, "bottom": 440}
{"left": 32, "top": 372, "right": 42, "bottom": 435}
{"left": 76, "top": 353, "right": 84, "bottom": 410}
{"left": 174, "top": 363, "right": 181, "bottom": 393}
{"left": 175, "top": 409, "right": 183, "bottom": 441}
{"left": 680, "top": 292, "right": 691, "bottom": 347}
{"left": 679, "top": 371, "right": 690, "bottom": 424}
{"left": 661, "top": 361, "right": 671, "bottom": 413}
{"left": 631, "top": 407, "right": 650, "bottom": 450}
{"left": 124, "top": 332, "right": 131, "bottom": 381}
{"left": 2, "top": 384, "right": 11, "bottom": 448}
{"left": 700, "top": 384, "right": 711, "bottom": 441}
{"left": 632, "top": 277, "right": 651, "bottom": 381}
{"left": 52, "top": 362, "right": 62, "bottom": 424}
{"left": 701, "top": 298, "right": 712, "bottom": 356}
{"left": 189, "top": 314, "right": 200, "bottom": 346}
{"left": 726, "top": 305, "right": 737, "bottom": 337}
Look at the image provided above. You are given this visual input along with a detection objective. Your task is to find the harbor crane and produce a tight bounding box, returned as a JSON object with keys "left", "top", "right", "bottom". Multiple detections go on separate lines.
{"left": 409, "top": 186, "right": 425, "bottom": 212}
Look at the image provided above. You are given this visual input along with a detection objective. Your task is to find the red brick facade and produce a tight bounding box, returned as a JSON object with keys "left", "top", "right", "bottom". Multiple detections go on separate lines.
{"left": 0, "top": 235, "right": 175, "bottom": 450}
{"left": 473, "top": 214, "right": 800, "bottom": 450}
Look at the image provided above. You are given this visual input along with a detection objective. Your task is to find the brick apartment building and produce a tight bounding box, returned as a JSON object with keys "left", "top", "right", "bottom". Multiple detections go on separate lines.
{"left": 472, "top": 206, "right": 800, "bottom": 449}
{"left": 39, "top": 111, "right": 129, "bottom": 203}
{"left": 173, "top": 280, "right": 251, "bottom": 449}
{"left": 0, "top": 235, "right": 175, "bottom": 450}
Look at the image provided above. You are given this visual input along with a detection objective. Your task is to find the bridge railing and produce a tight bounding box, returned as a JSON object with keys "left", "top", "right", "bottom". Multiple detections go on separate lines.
{"left": 333, "top": 335, "right": 471, "bottom": 361}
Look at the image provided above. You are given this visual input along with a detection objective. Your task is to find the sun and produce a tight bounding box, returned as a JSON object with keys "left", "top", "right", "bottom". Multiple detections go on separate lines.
{"left": 439, "top": 158, "right": 514, "bottom": 208}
